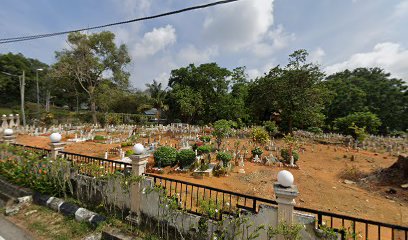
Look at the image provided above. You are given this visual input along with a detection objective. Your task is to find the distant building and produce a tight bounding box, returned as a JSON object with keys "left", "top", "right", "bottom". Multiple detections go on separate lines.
{"left": 144, "top": 108, "right": 166, "bottom": 123}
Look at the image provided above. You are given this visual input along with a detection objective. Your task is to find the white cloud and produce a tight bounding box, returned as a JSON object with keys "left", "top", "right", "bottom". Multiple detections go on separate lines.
{"left": 309, "top": 47, "right": 326, "bottom": 64}
{"left": 252, "top": 25, "right": 296, "bottom": 57}
{"left": 202, "top": 0, "right": 274, "bottom": 51}
{"left": 177, "top": 45, "right": 218, "bottom": 64}
{"left": 132, "top": 25, "right": 177, "bottom": 58}
{"left": 325, "top": 42, "right": 408, "bottom": 79}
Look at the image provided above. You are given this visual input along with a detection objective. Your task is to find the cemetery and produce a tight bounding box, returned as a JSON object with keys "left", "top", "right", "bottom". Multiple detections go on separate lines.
{"left": 0, "top": 113, "right": 407, "bottom": 239}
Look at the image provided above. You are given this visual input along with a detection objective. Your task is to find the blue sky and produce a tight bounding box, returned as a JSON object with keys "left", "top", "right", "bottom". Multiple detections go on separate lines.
{"left": 1, "top": 0, "right": 407, "bottom": 89}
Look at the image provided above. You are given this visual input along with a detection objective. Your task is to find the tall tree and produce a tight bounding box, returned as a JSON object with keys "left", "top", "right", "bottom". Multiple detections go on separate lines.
{"left": 249, "top": 50, "right": 328, "bottom": 133}
{"left": 145, "top": 80, "right": 168, "bottom": 122}
{"left": 324, "top": 68, "right": 407, "bottom": 133}
{"left": 53, "top": 31, "right": 130, "bottom": 123}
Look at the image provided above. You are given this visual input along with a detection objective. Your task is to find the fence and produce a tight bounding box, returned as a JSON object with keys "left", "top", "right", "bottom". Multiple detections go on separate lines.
{"left": 146, "top": 173, "right": 408, "bottom": 240}
{"left": 5, "top": 144, "right": 408, "bottom": 239}
{"left": 12, "top": 143, "right": 51, "bottom": 156}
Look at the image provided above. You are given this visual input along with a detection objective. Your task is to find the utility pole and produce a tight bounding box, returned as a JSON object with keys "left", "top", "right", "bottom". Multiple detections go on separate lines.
{"left": 19, "top": 71, "right": 26, "bottom": 127}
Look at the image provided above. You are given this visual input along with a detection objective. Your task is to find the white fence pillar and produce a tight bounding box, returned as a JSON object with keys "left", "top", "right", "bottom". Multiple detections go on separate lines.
{"left": 128, "top": 145, "right": 149, "bottom": 224}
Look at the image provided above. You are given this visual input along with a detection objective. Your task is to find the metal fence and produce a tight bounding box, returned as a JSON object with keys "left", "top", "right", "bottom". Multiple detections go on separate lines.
{"left": 60, "top": 151, "right": 132, "bottom": 175}
{"left": 146, "top": 173, "right": 408, "bottom": 240}
{"left": 6, "top": 144, "right": 408, "bottom": 239}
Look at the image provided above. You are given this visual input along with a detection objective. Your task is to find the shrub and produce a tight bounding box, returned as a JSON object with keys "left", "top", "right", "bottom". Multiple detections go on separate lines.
{"left": 280, "top": 149, "right": 299, "bottom": 164}
{"left": 212, "top": 119, "right": 232, "bottom": 149}
{"left": 192, "top": 141, "right": 204, "bottom": 151}
{"left": 121, "top": 141, "right": 133, "bottom": 147}
{"left": 251, "top": 127, "right": 270, "bottom": 145}
{"left": 153, "top": 146, "right": 177, "bottom": 167}
{"left": 263, "top": 121, "right": 279, "bottom": 136}
{"left": 251, "top": 147, "right": 263, "bottom": 157}
{"left": 213, "top": 164, "right": 228, "bottom": 177}
{"left": 307, "top": 126, "right": 323, "bottom": 135}
{"left": 94, "top": 135, "right": 105, "bottom": 141}
{"left": 177, "top": 149, "right": 196, "bottom": 168}
{"left": 125, "top": 150, "right": 134, "bottom": 156}
{"left": 200, "top": 136, "right": 211, "bottom": 143}
{"left": 197, "top": 145, "right": 212, "bottom": 155}
{"left": 333, "top": 111, "right": 382, "bottom": 136}
{"left": 216, "top": 152, "right": 232, "bottom": 167}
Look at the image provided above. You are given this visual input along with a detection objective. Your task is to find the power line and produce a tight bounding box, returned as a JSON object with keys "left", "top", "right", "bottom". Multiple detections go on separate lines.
{"left": 0, "top": 0, "right": 239, "bottom": 44}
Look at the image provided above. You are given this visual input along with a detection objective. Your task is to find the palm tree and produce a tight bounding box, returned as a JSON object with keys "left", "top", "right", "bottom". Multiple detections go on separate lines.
{"left": 145, "top": 80, "right": 168, "bottom": 123}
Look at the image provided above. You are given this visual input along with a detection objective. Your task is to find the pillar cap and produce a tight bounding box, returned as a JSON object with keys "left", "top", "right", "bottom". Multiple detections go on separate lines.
{"left": 274, "top": 182, "right": 299, "bottom": 197}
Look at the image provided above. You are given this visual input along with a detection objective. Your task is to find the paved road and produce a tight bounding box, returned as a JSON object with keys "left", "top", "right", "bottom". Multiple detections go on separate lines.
{"left": 0, "top": 216, "right": 34, "bottom": 240}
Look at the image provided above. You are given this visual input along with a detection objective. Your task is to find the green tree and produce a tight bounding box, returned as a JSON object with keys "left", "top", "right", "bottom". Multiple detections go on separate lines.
{"left": 145, "top": 80, "right": 168, "bottom": 122}
{"left": 53, "top": 31, "right": 131, "bottom": 123}
{"left": 212, "top": 119, "right": 232, "bottom": 150}
{"left": 249, "top": 50, "right": 328, "bottom": 133}
{"left": 333, "top": 111, "right": 382, "bottom": 137}
{"left": 324, "top": 68, "right": 407, "bottom": 133}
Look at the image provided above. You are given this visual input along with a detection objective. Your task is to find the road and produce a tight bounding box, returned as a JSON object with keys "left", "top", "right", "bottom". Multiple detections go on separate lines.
{"left": 0, "top": 216, "right": 34, "bottom": 240}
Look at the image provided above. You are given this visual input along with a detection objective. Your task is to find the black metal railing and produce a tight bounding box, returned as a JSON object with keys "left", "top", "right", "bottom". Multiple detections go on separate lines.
{"left": 146, "top": 174, "right": 408, "bottom": 240}
{"left": 60, "top": 151, "right": 132, "bottom": 175}
{"left": 145, "top": 173, "right": 278, "bottom": 216}
{"left": 294, "top": 206, "right": 408, "bottom": 240}
{"left": 12, "top": 143, "right": 52, "bottom": 156}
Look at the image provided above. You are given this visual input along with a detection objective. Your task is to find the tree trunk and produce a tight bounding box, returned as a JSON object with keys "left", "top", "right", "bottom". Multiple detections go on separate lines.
{"left": 89, "top": 87, "right": 97, "bottom": 124}
{"left": 288, "top": 118, "right": 293, "bottom": 134}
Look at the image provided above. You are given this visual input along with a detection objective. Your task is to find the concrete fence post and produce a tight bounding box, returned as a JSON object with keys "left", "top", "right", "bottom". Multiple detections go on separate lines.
{"left": 49, "top": 133, "right": 65, "bottom": 160}
{"left": 2, "top": 129, "right": 16, "bottom": 145}
{"left": 128, "top": 145, "right": 149, "bottom": 224}
{"left": 274, "top": 183, "right": 299, "bottom": 224}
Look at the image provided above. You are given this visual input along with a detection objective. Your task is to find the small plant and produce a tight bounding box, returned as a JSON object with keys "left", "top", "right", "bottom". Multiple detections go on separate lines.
{"left": 216, "top": 151, "right": 232, "bottom": 167}
{"left": 280, "top": 149, "right": 299, "bottom": 164}
{"left": 263, "top": 121, "right": 279, "bottom": 136}
{"left": 251, "top": 127, "right": 270, "bottom": 146}
{"left": 267, "top": 222, "right": 304, "bottom": 240}
{"left": 93, "top": 135, "right": 105, "bottom": 141}
{"left": 121, "top": 141, "right": 133, "bottom": 147}
{"left": 199, "top": 135, "right": 211, "bottom": 143}
{"left": 251, "top": 147, "right": 263, "bottom": 157}
{"left": 192, "top": 141, "right": 204, "bottom": 151}
{"left": 213, "top": 163, "right": 228, "bottom": 177}
{"left": 197, "top": 145, "right": 212, "bottom": 155}
{"left": 317, "top": 224, "right": 338, "bottom": 240}
{"left": 153, "top": 146, "right": 177, "bottom": 167}
{"left": 125, "top": 149, "right": 134, "bottom": 156}
{"left": 176, "top": 149, "right": 196, "bottom": 168}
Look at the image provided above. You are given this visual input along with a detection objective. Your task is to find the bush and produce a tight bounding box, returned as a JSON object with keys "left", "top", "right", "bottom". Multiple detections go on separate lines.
{"left": 192, "top": 141, "right": 204, "bottom": 151}
{"left": 216, "top": 152, "right": 232, "bottom": 167}
{"left": 197, "top": 145, "right": 212, "bottom": 155}
{"left": 251, "top": 147, "right": 263, "bottom": 157}
{"left": 94, "top": 135, "right": 105, "bottom": 141}
{"left": 280, "top": 149, "right": 299, "bottom": 164}
{"left": 121, "top": 141, "right": 133, "bottom": 147}
{"left": 263, "top": 121, "right": 279, "bottom": 136}
{"left": 177, "top": 149, "right": 196, "bottom": 168}
{"left": 251, "top": 127, "right": 270, "bottom": 145}
{"left": 200, "top": 136, "right": 211, "bottom": 143}
{"left": 125, "top": 150, "right": 134, "bottom": 156}
{"left": 213, "top": 164, "right": 228, "bottom": 177}
{"left": 153, "top": 146, "right": 178, "bottom": 167}
{"left": 307, "top": 126, "right": 323, "bottom": 135}
{"left": 333, "top": 111, "right": 382, "bottom": 136}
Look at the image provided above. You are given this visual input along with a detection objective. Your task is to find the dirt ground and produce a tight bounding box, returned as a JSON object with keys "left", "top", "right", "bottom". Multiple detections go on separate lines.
{"left": 15, "top": 134, "right": 408, "bottom": 228}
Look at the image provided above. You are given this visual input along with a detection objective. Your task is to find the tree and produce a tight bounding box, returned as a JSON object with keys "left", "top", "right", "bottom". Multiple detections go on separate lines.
{"left": 145, "top": 80, "right": 168, "bottom": 122}
{"left": 324, "top": 68, "right": 407, "bottom": 133}
{"left": 167, "top": 63, "right": 232, "bottom": 123}
{"left": 212, "top": 119, "right": 232, "bottom": 150}
{"left": 249, "top": 50, "right": 328, "bottom": 133}
{"left": 333, "top": 111, "right": 382, "bottom": 137}
{"left": 53, "top": 31, "right": 130, "bottom": 123}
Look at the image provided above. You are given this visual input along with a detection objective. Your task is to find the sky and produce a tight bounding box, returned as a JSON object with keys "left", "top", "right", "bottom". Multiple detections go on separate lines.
{"left": 1, "top": 0, "right": 408, "bottom": 89}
